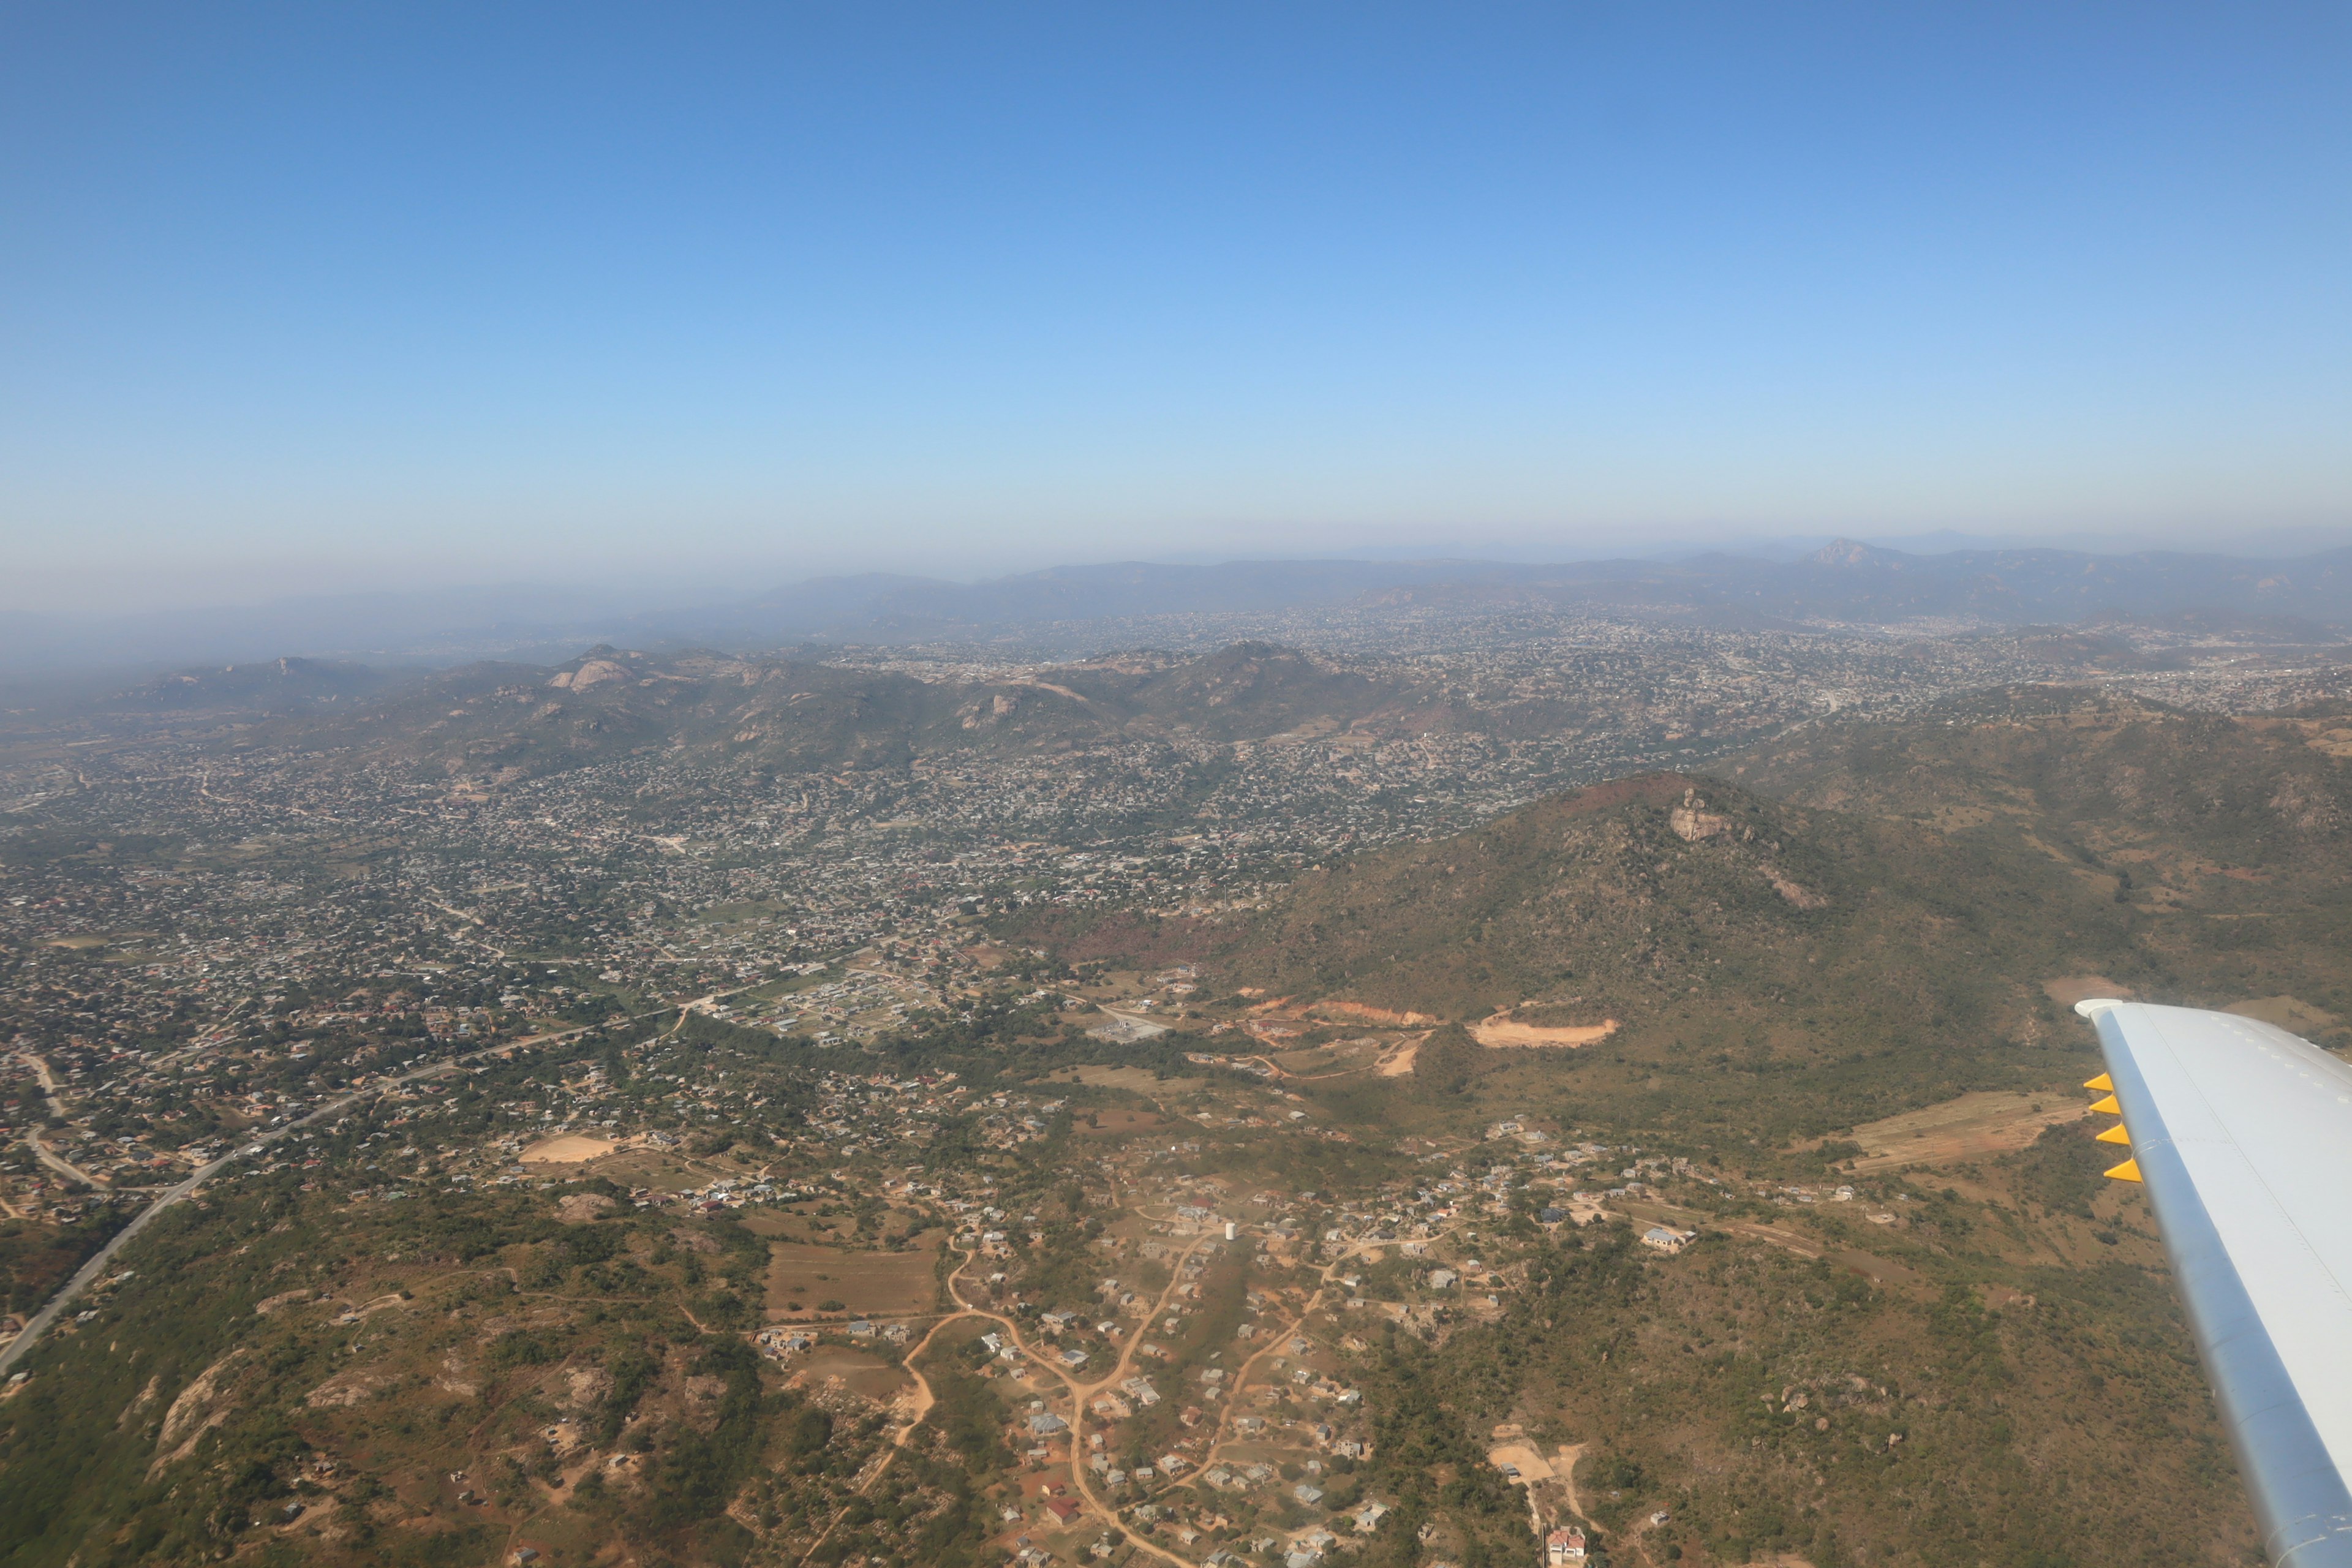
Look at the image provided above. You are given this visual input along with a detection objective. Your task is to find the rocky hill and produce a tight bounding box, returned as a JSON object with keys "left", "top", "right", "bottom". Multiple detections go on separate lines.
{"left": 1195, "top": 770, "right": 2130, "bottom": 1140}
{"left": 1726, "top": 688, "right": 2352, "bottom": 1015}
{"left": 985, "top": 698, "right": 2352, "bottom": 1568}
{"left": 1014, "top": 692, "right": 2352, "bottom": 1141}
{"left": 1235, "top": 690, "right": 2352, "bottom": 1023}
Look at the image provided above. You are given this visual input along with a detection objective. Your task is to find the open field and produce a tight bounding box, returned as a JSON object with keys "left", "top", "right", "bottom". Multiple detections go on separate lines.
{"left": 1847, "top": 1090, "right": 2087, "bottom": 1172}
{"left": 795, "top": 1345, "right": 912, "bottom": 1403}
{"left": 1075, "top": 1107, "right": 1164, "bottom": 1136}
{"left": 2223, "top": 993, "right": 2339, "bottom": 1036}
{"left": 588, "top": 1147, "right": 739, "bottom": 1194}
{"left": 518, "top": 1134, "right": 623, "bottom": 1164}
{"left": 1269, "top": 1035, "right": 1397, "bottom": 1076}
{"left": 2041, "top": 974, "right": 2132, "bottom": 1008}
{"left": 1487, "top": 1441, "right": 1555, "bottom": 1481}
{"left": 765, "top": 1236, "right": 943, "bottom": 1319}
{"left": 1044, "top": 1064, "right": 1205, "bottom": 1092}
{"left": 1471, "top": 1014, "right": 1618, "bottom": 1049}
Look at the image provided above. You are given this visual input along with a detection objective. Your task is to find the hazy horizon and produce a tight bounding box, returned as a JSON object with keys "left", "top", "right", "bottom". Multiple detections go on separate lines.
{"left": 13, "top": 523, "right": 2352, "bottom": 627}
{"left": 7, "top": 4, "right": 2349, "bottom": 617}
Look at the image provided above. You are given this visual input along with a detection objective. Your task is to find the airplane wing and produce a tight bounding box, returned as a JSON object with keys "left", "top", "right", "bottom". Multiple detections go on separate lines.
{"left": 2076, "top": 1000, "right": 2352, "bottom": 1568}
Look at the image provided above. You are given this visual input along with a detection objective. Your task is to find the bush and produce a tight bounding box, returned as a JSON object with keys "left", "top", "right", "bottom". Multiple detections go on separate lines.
{"left": 488, "top": 1327, "right": 566, "bottom": 1368}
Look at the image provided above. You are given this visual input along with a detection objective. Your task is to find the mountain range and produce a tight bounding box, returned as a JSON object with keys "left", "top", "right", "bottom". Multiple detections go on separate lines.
{"left": 11, "top": 540, "right": 2352, "bottom": 674}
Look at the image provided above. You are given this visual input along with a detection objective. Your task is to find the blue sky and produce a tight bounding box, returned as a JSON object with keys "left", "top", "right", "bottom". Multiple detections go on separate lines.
{"left": 4, "top": 3, "right": 2348, "bottom": 608}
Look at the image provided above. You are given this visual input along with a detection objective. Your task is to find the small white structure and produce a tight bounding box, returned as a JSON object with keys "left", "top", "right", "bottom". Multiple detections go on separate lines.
{"left": 1641, "top": 1226, "right": 1695, "bottom": 1256}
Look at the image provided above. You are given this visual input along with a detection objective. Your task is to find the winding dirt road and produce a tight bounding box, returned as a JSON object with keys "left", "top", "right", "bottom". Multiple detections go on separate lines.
{"left": 801, "top": 1232, "right": 1215, "bottom": 1568}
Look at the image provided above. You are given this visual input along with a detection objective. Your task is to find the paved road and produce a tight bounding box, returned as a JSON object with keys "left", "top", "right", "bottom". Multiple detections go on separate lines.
{"left": 0, "top": 1015, "right": 624, "bottom": 1379}
{"left": 0, "top": 973, "right": 788, "bottom": 1381}
{"left": 0, "top": 1141, "right": 249, "bottom": 1377}
{"left": 0, "top": 974, "right": 798, "bottom": 1382}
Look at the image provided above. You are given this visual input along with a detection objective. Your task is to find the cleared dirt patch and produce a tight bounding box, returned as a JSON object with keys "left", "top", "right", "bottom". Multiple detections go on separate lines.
{"left": 2043, "top": 974, "right": 2132, "bottom": 1009}
{"left": 766, "top": 1238, "right": 943, "bottom": 1319}
{"left": 519, "top": 1134, "right": 622, "bottom": 1164}
{"left": 796, "top": 1345, "right": 913, "bottom": 1404}
{"left": 1375, "top": 1038, "right": 1422, "bottom": 1077}
{"left": 1488, "top": 1441, "right": 1555, "bottom": 1481}
{"left": 1472, "top": 1015, "right": 1619, "bottom": 1049}
{"left": 1847, "top": 1091, "right": 2087, "bottom": 1172}
{"left": 1269, "top": 1036, "right": 1396, "bottom": 1077}
{"left": 1310, "top": 1000, "right": 1438, "bottom": 1027}
{"left": 591, "top": 1148, "right": 726, "bottom": 1193}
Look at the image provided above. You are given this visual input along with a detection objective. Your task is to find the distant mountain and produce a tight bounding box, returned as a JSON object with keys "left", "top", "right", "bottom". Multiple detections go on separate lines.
{"left": 647, "top": 560, "right": 1550, "bottom": 646}
{"left": 613, "top": 542, "right": 2352, "bottom": 644}
{"left": 12, "top": 541, "right": 2352, "bottom": 674}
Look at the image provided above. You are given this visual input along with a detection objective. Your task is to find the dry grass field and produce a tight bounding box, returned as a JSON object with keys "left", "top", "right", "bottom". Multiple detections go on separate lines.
{"left": 2223, "top": 993, "right": 2338, "bottom": 1036}
{"left": 765, "top": 1235, "right": 943, "bottom": 1319}
{"left": 518, "top": 1134, "right": 623, "bottom": 1164}
{"left": 795, "top": 1345, "right": 913, "bottom": 1403}
{"left": 1268, "top": 1035, "right": 1397, "bottom": 1076}
{"left": 1308, "top": 999, "right": 1437, "bottom": 1026}
{"left": 2041, "top": 974, "right": 2132, "bottom": 1008}
{"left": 1045, "top": 1063, "right": 1207, "bottom": 1092}
{"left": 1074, "top": 1107, "right": 1164, "bottom": 1136}
{"left": 1847, "top": 1090, "right": 2087, "bottom": 1172}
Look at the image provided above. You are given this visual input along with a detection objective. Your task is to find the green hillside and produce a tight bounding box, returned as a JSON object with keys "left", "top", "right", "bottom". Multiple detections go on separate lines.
{"left": 1194, "top": 769, "right": 2119, "bottom": 1142}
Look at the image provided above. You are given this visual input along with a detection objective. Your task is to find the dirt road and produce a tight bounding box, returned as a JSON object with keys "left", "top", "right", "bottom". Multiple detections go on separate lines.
{"left": 0, "top": 1010, "right": 642, "bottom": 1378}
{"left": 801, "top": 1229, "right": 1218, "bottom": 1568}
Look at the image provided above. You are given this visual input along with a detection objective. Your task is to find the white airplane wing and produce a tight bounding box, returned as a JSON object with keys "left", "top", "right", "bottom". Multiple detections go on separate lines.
{"left": 2076, "top": 1000, "right": 2352, "bottom": 1568}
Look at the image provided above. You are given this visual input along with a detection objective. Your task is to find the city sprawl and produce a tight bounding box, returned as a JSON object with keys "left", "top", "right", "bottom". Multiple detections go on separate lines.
{"left": 5, "top": 604, "right": 2352, "bottom": 1568}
